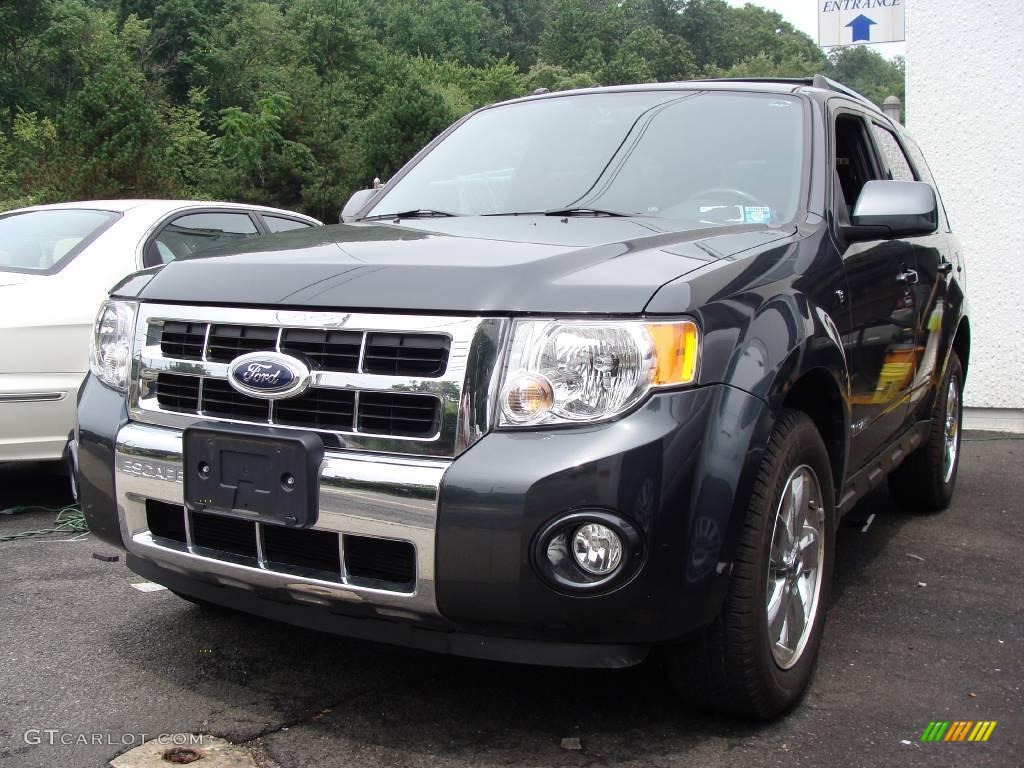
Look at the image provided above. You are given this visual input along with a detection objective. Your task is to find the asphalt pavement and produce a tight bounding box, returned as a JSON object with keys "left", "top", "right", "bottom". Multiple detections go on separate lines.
{"left": 0, "top": 434, "right": 1021, "bottom": 768}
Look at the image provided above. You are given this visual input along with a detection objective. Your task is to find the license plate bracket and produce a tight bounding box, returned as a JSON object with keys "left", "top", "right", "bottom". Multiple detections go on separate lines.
{"left": 183, "top": 423, "right": 323, "bottom": 528}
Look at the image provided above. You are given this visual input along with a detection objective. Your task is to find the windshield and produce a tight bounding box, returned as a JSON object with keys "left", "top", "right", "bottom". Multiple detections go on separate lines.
{"left": 0, "top": 208, "right": 121, "bottom": 274}
{"left": 367, "top": 90, "right": 806, "bottom": 227}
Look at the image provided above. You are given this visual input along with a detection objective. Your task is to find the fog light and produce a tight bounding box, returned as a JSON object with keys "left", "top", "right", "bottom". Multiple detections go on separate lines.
{"left": 572, "top": 523, "right": 622, "bottom": 575}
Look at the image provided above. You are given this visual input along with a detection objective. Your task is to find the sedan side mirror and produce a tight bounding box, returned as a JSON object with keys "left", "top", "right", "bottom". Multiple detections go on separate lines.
{"left": 844, "top": 180, "right": 938, "bottom": 241}
{"left": 339, "top": 188, "right": 378, "bottom": 223}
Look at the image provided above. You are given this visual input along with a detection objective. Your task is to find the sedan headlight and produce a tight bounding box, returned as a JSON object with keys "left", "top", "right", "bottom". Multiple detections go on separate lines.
{"left": 498, "top": 318, "right": 699, "bottom": 427}
{"left": 89, "top": 300, "right": 137, "bottom": 391}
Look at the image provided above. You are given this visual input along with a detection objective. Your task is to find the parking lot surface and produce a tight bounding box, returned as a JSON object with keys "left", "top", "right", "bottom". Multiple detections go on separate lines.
{"left": 1, "top": 434, "right": 1021, "bottom": 768}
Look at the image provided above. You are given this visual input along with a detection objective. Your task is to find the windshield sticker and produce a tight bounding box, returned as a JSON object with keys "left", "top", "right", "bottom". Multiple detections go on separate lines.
{"left": 743, "top": 206, "right": 771, "bottom": 224}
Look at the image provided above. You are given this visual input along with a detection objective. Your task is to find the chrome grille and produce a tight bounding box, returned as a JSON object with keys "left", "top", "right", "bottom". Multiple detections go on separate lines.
{"left": 155, "top": 373, "right": 199, "bottom": 412}
{"left": 131, "top": 305, "right": 508, "bottom": 457}
{"left": 280, "top": 328, "right": 361, "bottom": 371}
{"left": 153, "top": 374, "right": 439, "bottom": 438}
{"left": 357, "top": 392, "right": 440, "bottom": 436}
{"left": 363, "top": 333, "right": 450, "bottom": 377}
{"left": 159, "top": 322, "right": 205, "bottom": 360}
{"left": 199, "top": 378, "right": 271, "bottom": 421}
{"left": 275, "top": 387, "right": 355, "bottom": 431}
{"left": 206, "top": 324, "right": 278, "bottom": 362}
{"left": 144, "top": 499, "right": 415, "bottom": 591}
{"left": 160, "top": 320, "right": 450, "bottom": 376}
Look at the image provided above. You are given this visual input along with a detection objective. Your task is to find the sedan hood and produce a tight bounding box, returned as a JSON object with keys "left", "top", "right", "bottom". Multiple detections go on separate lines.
{"left": 122, "top": 217, "right": 796, "bottom": 313}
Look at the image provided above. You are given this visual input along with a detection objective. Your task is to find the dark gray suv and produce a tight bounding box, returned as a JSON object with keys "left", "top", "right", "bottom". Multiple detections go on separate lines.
{"left": 75, "top": 77, "right": 968, "bottom": 718}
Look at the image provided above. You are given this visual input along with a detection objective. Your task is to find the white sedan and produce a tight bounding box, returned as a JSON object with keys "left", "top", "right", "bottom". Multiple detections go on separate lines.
{"left": 0, "top": 199, "right": 321, "bottom": 464}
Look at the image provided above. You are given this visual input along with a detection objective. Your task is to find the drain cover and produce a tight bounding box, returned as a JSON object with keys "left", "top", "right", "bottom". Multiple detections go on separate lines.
{"left": 162, "top": 746, "right": 205, "bottom": 764}
{"left": 110, "top": 736, "right": 257, "bottom": 767}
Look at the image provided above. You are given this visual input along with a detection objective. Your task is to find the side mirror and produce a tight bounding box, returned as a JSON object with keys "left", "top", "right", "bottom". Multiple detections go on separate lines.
{"left": 844, "top": 180, "right": 938, "bottom": 241}
{"left": 339, "top": 188, "right": 378, "bottom": 223}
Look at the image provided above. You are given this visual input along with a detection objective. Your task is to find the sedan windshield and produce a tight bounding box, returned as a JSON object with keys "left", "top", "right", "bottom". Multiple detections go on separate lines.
{"left": 0, "top": 208, "right": 120, "bottom": 274}
{"left": 367, "top": 90, "right": 806, "bottom": 227}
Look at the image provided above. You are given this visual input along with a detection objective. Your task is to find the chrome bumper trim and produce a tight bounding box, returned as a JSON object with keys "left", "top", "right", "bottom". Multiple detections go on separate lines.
{"left": 114, "top": 421, "right": 449, "bottom": 618}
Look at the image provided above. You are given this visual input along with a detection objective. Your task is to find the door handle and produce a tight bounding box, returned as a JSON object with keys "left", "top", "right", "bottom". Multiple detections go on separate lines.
{"left": 937, "top": 260, "right": 954, "bottom": 275}
{"left": 896, "top": 268, "right": 919, "bottom": 285}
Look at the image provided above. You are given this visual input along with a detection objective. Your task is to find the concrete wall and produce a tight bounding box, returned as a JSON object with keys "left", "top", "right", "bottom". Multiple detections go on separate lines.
{"left": 906, "top": 0, "right": 1024, "bottom": 432}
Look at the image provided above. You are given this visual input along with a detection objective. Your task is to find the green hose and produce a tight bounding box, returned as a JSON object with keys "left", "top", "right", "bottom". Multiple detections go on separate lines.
{"left": 0, "top": 504, "right": 88, "bottom": 542}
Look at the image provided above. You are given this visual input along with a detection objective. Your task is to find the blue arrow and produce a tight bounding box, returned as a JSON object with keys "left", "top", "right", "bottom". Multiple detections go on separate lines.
{"left": 846, "top": 14, "right": 877, "bottom": 42}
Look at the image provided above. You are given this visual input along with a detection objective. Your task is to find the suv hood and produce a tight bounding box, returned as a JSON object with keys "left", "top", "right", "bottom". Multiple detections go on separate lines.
{"left": 121, "top": 217, "right": 796, "bottom": 313}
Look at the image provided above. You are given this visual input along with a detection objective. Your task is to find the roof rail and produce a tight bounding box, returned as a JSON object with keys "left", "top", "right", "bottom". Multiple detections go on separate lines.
{"left": 696, "top": 75, "right": 883, "bottom": 114}
{"left": 809, "top": 74, "right": 882, "bottom": 113}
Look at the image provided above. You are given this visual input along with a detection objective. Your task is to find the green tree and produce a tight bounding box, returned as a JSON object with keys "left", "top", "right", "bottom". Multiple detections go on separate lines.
{"left": 829, "top": 46, "right": 905, "bottom": 108}
{"left": 61, "top": 60, "right": 165, "bottom": 197}
{"left": 215, "top": 92, "right": 291, "bottom": 187}
{"left": 0, "top": 0, "right": 906, "bottom": 216}
{"left": 350, "top": 71, "right": 466, "bottom": 187}
{"left": 523, "top": 62, "right": 599, "bottom": 93}
{"left": 0, "top": 110, "right": 63, "bottom": 209}
{"left": 0, "top": 0, "right": 54, "bottom": 126}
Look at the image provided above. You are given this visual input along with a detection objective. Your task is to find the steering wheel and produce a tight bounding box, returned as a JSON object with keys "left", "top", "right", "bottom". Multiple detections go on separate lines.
{"left": 683, "top": 187, "right": 766, "bottom": 208}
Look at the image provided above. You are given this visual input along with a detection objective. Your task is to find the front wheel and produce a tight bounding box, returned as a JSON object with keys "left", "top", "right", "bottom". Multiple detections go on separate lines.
{"left": 666, "top": 409, "right": 835, "bottom": 719}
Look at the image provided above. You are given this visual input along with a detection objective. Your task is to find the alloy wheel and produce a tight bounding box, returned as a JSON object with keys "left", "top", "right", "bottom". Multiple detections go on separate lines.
{"left": 766, "top": 465, "right": 826, "bottom": 670}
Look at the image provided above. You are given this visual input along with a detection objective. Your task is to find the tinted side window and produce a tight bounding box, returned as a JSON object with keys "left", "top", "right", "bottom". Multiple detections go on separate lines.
{"left": 900, "top": 134, "right": 953, "bottom": 232}
{"left": 871, "top": 124, "right": 916, "bottom": 181}
{"left": 263, "top": 215, "right": 312, "bottom": 233}
{"left": 833, "top": 114, "right": 883, "bottom": 218}
{"left": 147, "top": 212, "right": 259, "bottom": 265}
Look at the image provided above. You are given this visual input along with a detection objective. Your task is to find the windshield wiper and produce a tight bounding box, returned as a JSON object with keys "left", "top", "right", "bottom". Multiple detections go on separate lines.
{"left": 542, "top": 207, "right": 629, "bottom": 217}
{"left": 362, "top": 208, "right": 457, "bottom": 221}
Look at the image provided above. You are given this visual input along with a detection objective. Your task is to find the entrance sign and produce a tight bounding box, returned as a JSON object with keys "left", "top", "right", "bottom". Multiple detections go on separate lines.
{"left": 819, "top": 0, "right": 905, "bottom": 47}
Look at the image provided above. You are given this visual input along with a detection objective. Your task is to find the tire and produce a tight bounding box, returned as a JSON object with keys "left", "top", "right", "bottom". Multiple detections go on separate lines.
{"left": 887, "top": 352, "right": 963, "bottom": 512}
{"left": 666, "top": 409, "right": 835, "bottom": 719}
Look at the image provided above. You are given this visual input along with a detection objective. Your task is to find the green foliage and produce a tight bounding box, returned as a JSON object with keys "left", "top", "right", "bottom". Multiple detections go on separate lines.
{"left": 0, "top": 111, "right": 63, "bottom": 208}
{"left": 0, "top": 0, "right": 907, "bottom": 215}
{"left": 829, "top": 46, "right": 906, "bottom": 110}
{"left": 350, "top": 66, "right": 467, "bottom": 185}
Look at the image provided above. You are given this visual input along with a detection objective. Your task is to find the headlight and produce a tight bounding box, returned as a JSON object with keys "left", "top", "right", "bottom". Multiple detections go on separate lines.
{"left": 89, "top": 300, "right": 137, "bottom": 391}
{"left": 498, "top": 318, "right": 699, "bottom": 427}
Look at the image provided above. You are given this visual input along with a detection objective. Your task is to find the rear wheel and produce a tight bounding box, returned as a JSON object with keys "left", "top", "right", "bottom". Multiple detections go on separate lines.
{"left": 888, "top": 352, "right": 963, "bottom": 512}
{"left": 666, "top": 409, "right": 835, "bottom": 719}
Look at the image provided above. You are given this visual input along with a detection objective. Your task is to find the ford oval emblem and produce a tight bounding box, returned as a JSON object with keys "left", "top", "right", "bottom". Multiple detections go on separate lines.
{"left": 227, "top": 352, "right": 311, "bottom": 400}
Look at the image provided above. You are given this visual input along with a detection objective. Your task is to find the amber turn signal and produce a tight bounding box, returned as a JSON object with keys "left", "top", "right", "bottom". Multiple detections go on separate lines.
{"left": 645, "top": 320, "right": 700, "bottom": 386}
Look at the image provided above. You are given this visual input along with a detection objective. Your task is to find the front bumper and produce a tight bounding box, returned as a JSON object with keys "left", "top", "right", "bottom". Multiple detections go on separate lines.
{"left": 77, "top": 374, "right": 773, "bottom": 667}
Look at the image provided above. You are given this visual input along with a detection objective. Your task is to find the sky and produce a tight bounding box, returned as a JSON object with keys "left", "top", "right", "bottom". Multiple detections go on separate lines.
{"left": 725, "top": 0, "right": 906, "bottom": 59}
